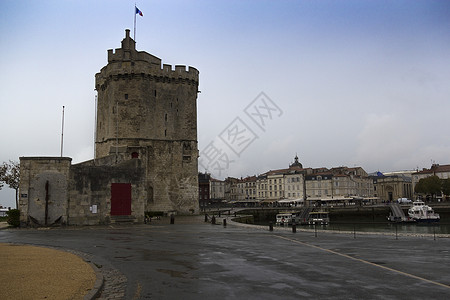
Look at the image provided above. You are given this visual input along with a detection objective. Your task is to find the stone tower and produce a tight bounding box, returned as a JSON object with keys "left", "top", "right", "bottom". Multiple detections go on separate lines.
{"left": 95, "top": 29, "right": 200, "bottom": 214}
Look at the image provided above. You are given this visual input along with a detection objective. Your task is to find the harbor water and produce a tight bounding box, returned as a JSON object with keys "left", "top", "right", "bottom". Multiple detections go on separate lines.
{"left": 255, "top": 212, "right": 450, "bottom": 235}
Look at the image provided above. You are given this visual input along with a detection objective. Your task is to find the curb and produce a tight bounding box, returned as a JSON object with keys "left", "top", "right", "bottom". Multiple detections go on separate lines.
{"left": 83, "top": 261, "right": 104, "bottom": 300}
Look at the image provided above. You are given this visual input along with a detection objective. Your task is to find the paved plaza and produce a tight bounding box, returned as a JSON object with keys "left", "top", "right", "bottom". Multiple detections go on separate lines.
{"left": 1, "top": 217, "right": 450, "bottom": 299}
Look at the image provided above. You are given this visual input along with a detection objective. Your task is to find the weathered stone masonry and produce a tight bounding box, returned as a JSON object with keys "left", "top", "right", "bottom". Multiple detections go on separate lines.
{"left": 19, "top": 30, "right": 200, "bottom": 226}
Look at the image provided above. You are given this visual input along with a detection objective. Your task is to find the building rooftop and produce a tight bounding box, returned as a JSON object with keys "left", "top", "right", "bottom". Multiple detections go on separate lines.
{"left": 413, "top": 164, "right": 450, "bottom": 175}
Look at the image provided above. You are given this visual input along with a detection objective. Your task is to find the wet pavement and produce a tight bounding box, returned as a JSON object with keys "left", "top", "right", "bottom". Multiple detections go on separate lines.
{"left": 1, "top": 217, "right": 450, "bottom": 299}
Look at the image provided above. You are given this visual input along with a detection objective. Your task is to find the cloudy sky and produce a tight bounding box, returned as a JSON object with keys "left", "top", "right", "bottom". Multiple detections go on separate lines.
{"left": 1, "top": 1, "right": 449, "bottom": 207}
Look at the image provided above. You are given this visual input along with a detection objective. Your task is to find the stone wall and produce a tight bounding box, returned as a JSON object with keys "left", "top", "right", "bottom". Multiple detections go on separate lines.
{"left": 68, "top": 157, "right": 146, "bottom": 225}
{"left": 144, "top": 141, "right": 199, "bottom": 214}
{"left": 19, "top": 157, "right": 72, "bottom": 227}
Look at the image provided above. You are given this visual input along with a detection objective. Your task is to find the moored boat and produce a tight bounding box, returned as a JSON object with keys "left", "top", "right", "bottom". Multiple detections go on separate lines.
{"left": 308, "top": 211, "right": 330, "bottom": 225}
{"left": 276, "top": 212, "right": 293, "bottom": 225}
{"left": 276, "top": 211, "right": 303, "bottom": 225}
{"left": 408, "top": 201, "right": 440, "bottom": 223}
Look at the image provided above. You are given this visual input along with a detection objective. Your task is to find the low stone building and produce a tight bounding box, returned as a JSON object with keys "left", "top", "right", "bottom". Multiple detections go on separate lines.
{"left": 19, "top": 30, "right": 200, "bottom": 226}
{"left": 371, "top": 173, "right": 412, "bottom": 202}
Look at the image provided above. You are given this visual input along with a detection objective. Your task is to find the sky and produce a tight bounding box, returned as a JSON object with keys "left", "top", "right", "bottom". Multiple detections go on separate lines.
{"left": 1, "top": 0, "right": 449, "bottom": 208}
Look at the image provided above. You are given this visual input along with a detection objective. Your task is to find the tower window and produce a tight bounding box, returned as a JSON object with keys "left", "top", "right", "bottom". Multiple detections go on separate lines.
{"left": 154, "top": 90, "right": 157, "bottom": 97}
{"left": 164, "top": 129, "right": 167, "bottom": 136}
{"left": 165, "top": 113, "right": 168, "bottom": 122}
{"left": 124, "top": 94, "right": 128, "bottom": 100}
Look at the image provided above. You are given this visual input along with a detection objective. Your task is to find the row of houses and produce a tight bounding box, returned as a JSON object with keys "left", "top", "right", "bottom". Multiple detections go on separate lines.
{"left": 199, "top": 156, "right": 450, "bottom": 208}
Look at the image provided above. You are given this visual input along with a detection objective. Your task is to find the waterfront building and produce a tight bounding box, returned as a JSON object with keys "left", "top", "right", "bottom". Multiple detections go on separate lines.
{"left": 306, "top": 167, "right": 372, "bottom": 200}
{"left": 210, "top": 178, "right": 225, "bottom": 204}
{"left": 224, "top": 177, "right": 239, "bottom": 203}
{"left": 284, "top": 171, "right": 305, "bottom": 200}
{"left": 220, "top": 155, "right": 373, "bottom": 207}
{"left": 266, "top": 170, "right": 286, "bottom": 201}
{"left": 256, "top": 174, "right": 268, "bottom": 201}
{"left": 233, "top": 176, "right": 258, "bottom": 206}
{"left": 305, "top": 172, "right": 333, "bottom": 199}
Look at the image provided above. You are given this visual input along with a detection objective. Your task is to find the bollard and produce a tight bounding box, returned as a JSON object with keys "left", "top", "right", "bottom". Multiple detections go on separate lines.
{"left": 292, "top": 223, "right": 296, "bottom": 233}
{"left": 170, "top": 214, "right": 175, "bottom": 224}
{"left": 223, "top": 218, "right": 227, "bottom": 227}
{"left": 211, "top": 215, "right": 216, "bottom": 225}
{"left": 204, "top": 214, "right": 208, "bottom": 222}
{"left": 269, "top": 221, "right": 273, "bottom": 231}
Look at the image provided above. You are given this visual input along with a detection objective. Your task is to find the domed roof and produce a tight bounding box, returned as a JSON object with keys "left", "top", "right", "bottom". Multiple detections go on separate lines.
{"left": 289, "top": 154, "right": 303, "bottom": 168}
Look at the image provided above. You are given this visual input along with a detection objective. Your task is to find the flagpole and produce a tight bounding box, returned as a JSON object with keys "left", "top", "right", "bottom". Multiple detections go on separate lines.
{"left": 134, "top": 4, "right": 137, "bottom": 40}
{"left": 60, "top": 105, "right": 65, "bottom": 157}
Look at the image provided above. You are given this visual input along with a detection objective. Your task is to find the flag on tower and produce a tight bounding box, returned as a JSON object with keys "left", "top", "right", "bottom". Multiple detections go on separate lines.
{"left": 136, "top": 6, "right": 143, "bottom": 16}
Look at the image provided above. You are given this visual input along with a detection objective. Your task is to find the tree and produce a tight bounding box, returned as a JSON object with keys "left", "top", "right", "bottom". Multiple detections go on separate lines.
{"left": 414, "top": 175, "right": 442, "bottom": 201}
{"left": 414, "top": 178, "right": 425, "bottom": 194}
{"left": 0, "top": 161, "right": 20, "bottom": 208}
{"left": 0, "top": 165, "right": 5, "bottom": 190}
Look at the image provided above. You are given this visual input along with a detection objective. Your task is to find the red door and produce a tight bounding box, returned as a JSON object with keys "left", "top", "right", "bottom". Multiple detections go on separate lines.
{"left": 111, "top": 183, "right": 132, "bottom": 215}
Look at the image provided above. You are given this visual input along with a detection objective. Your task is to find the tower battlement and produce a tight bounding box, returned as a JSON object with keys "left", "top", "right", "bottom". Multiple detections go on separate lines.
{"left": 96, "top": 30, "right": 198, "bottom": 90}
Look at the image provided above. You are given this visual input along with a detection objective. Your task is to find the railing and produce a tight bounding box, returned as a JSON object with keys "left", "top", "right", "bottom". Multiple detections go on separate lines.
{"left": 232, "top": 218, "right": 450, "bottom": 240}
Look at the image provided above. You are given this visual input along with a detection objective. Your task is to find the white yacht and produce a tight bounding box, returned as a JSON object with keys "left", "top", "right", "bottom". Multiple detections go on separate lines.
{"left": 408, "top": 201, "right": 440, "bottom": 223}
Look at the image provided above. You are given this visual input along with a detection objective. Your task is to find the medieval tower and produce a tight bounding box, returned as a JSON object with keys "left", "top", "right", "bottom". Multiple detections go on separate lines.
{"left": 18, "top": 29, "right": 199, "bottom": 227}
{"left": 95, "top": 29, "right": 199, "bottom": 214}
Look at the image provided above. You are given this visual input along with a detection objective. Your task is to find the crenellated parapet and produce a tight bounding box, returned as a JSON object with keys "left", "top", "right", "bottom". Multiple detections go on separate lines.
{"left": 95, "top": 29, "right": 199, "bottom": 91}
